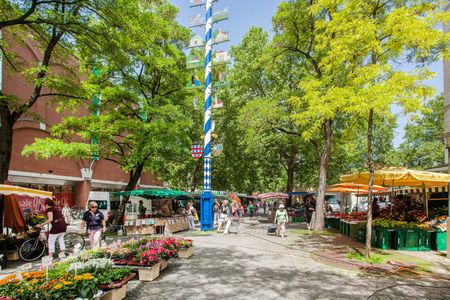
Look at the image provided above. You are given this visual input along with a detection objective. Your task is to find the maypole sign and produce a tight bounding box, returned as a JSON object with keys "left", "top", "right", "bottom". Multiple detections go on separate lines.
{"left": 187, "top": 0, "right": 229, "bottom": 231}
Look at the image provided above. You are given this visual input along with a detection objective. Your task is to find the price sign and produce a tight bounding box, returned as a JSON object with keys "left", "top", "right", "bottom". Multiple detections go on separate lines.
{"left": 41, "top": 256, "right": 53, "bottom": 268}
{"left": 21, "top": 263, "right": 32, "bottom": 271}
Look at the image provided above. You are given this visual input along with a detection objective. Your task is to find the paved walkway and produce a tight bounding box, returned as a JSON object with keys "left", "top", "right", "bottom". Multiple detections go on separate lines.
{"left": 126, "top": 219, "right": 450, "bottom": 300}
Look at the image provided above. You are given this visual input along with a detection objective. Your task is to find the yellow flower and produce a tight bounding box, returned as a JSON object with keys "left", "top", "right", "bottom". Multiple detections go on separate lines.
{"left": 31, "top": 279, "right": 39, "bottom": 284}
{"left": 28, "top": 286, "right": 33, "bottom": 291}
{"left": 82, "top": 273, "right": 93, "bottom": 281}
{"left": 74, "top": 275, "right": 83, "bottom": 281}
{"left": 63, "top": 281, "right": 73, "bottom": 285}
{"left": 53, "top": 283, "right": 63, "bottom": 290}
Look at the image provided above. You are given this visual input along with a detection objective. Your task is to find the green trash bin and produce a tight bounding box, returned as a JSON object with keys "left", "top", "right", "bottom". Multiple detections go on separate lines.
{"left": 431, "top": 231, "right": 447, "bottom": 251}
{"left": 397, "top": 229, "right": 419, "bottom": 251}
{"left": 339, "top": 220, "right": 345, "bottom": 234}
{"left": 345, "top": 222, "right": 351, "bottom": 236}
{"left": 418, "top": 230, "right": 431, "bottom": 252}
{"left": 324, "top": 218, "right": 332, "bottom": 228}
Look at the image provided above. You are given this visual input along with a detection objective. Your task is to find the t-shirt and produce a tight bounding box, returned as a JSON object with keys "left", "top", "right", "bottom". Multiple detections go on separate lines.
{"left": 82, "top": 210, "right": 104, "bottom": 231}
{"left": 47, "top": 207, "right": 67, "bottom": 234}
{"left": 213, "top": 204, "right": 219, "bottom": 213}
{"left": 248, "top": 204, "right": 254, "bottom": 212}
{"left": 275, "top": 210, "right": 288, "bottom": 223}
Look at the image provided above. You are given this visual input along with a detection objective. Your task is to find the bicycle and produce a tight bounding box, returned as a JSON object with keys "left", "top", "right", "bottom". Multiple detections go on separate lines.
{"left": 18, "top": 228, "right": 85, "bottom": 262}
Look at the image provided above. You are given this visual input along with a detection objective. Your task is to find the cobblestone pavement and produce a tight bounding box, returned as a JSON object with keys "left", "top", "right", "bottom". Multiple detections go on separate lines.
{"left": 126, "top": 218, "right": 450, "bottom": 300}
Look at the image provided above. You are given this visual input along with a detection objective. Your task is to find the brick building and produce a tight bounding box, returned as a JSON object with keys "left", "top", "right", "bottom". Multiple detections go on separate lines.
{"left": 1, "top": 35, "right": 164, "bottom": 210}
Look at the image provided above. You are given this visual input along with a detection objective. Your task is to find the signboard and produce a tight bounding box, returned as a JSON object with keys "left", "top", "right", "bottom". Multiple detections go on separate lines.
{"left": 212, "top": 144, "right": 223, "bottom": 156}
{"left": 16, "top": 193, "right": 74, "bottom": 214}
{"left": 189, "top": 13, "right": 205, "bottom": 27}
{"left": 191, "top": 145, "right": 203, "bottom": 159}
{"left": 189, "top": 35, "right": 204, "bottom": 48}
{"left": 213, "top": 96, "right": 223, "bottom": 109}
{"left": 213, "top": 51, "right": 231, "bottom": 65}
{"left": 213, "top": 30, "right": 229, "bottom": 45}
{"left": 186, "top": 54, "right": 204, "bottom": 69}
{"left": 190, "top": 0, "right": 217, "bottom": 7}
{"left": 213, "top": 7, "right": 229, "bottom": 23}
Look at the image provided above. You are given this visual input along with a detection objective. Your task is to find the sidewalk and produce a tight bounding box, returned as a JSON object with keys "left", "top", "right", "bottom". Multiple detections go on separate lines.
{"left": 126, "top": 218, "right": 450, "bottom": 299}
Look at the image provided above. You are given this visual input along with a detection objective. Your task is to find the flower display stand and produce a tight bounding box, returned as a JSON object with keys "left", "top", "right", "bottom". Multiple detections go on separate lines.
{"left": 160, "top": 259, "right": 168, "bottom": 271}
{"left": 137, "top": 262, "right": 161, "bottom": 281}
{"left": 100, "top": 285, "right": 127, "bottom": 300}
{"left": 178, "top": 247, "right": 193, "bottom": 259}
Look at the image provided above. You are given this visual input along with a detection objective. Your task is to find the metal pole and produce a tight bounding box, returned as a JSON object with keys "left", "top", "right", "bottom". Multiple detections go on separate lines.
{"left": 200, "top": 0, "right": 214, "bottom": 231}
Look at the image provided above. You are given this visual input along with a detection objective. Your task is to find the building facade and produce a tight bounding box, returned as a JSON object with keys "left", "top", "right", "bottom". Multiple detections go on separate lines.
{"left": 2, "top": 35, "right": 164, "bottom": 210}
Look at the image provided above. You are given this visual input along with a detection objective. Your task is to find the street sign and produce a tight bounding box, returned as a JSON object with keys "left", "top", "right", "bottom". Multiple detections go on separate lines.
{"left": 191, "top": 145, "right": 203, "bottom": 159}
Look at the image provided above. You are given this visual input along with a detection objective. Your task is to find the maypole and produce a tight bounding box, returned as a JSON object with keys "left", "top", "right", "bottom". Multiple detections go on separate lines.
{"left": 200, "top": 0, "right": 214, "bottom": 231}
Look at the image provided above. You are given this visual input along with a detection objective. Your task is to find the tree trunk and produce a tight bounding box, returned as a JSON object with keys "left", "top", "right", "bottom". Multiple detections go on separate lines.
{"left": 314, "top": 119, "right": 333, "bottom": 231}
{"left": 286, "top": 145, "right": 297, "bottom": 207}
{"left": 114, "top": 163, "right": 144, "bottom": 225}
{"left": 365, "top": 109, "right": 375, "bottom": 259}
{"left": 0, "top": 101, "right": 13, "bottom": 183}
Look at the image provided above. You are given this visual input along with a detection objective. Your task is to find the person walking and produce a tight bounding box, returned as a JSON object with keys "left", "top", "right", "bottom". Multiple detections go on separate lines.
{"left": 248, "top": 202, "right": 255, "bottom": 220}
{"left": 36, "top": 199, "right": 67, "bottom": 258}
{"left": 275, "top": 204, "right": 288, "bottom": 238}
{"left": 305, "top": 197, "right": 316, "bottom": 230}
{"left": 224, "top": 203, "right": 240, "bottom": 234}
{"left": 80, "top": 202, "right": 106, "bottom": 249}
{"left": 217, "top": 202, "right": 228, "bottom": 233}
{"left": 61, "top": 203, "right": 72, "bottom": 225}
{"left": 213, "top": 200, "right": 220, "bottom": 226}
{"left": 186, "top": 201, "right": 197, "bottom": 231}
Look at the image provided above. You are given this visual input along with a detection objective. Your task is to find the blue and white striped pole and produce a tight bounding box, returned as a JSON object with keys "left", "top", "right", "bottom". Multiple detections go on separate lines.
{"left": 200, "top": 0, "right": 214, "bottom": 231}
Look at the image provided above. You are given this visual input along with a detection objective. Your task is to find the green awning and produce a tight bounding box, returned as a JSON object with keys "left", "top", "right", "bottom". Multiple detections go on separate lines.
{"left": 113, "top": 189, "right": 188, "bottom": 199}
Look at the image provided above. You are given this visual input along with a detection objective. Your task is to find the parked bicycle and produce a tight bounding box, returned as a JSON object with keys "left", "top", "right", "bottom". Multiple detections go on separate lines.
{"left": 18, "top": 228, "right": 85, "bottom": 262}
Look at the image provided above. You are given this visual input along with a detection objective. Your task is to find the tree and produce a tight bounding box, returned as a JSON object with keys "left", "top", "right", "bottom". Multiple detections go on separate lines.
{"left": 398, "top": 95, "right": 445, "bottom": 169}
{"left": 0, "top": 0, "right": 157, "bottom": 183}
{"left": 22, "top": 0, "right": 192, "bottom": 223}
{"left": 311, "top": 0, "right": 449, "bottom": 257}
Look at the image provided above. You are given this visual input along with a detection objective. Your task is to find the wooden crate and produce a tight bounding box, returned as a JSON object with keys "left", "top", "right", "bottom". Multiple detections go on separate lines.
{"left": 100, "top": 285, "right": 127, "bottom": 300}
{"left": 137, "top": 262, "right": 161, "bottom": 281}
{"left": 178, "top": 247, "right": 193, "bottom": 259}
{"left": 160, "top": 259, "right": 168, "bottom": 271}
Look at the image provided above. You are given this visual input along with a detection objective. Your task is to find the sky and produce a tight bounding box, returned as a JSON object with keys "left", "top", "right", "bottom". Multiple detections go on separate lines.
{"left": 170, "top": 0, "right": 444, "bottom": 148}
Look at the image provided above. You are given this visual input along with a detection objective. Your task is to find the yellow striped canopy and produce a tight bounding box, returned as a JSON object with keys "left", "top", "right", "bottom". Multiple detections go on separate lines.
{"left": 0, "top": 184, "right": 52, "bottom": 199}
{"left": 340, "top": 167, "right": 450, "bottom": 187}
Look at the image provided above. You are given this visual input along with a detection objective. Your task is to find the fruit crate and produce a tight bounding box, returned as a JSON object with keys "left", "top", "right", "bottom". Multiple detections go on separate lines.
{"left": 431, "top": 231, "right": 447, "bottom": 251}
{"left": 397, "top": 229, "right": 419, "bottom": 251}
{"left": 418, "top": 230, "right": 432, "bottom": 252}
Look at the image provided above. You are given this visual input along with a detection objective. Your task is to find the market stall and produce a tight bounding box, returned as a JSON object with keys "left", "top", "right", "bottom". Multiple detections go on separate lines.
{"left": 340, "top": 167, "right": 449, "bottom": 251}
{"left": 256, "top": 192, "right": 289, "bottom": 223}
{"left": 0, "top": 184, "right": 53, "bottom": 266}
{"left": 114, "top": 189, "right": 191, "bottom": 235}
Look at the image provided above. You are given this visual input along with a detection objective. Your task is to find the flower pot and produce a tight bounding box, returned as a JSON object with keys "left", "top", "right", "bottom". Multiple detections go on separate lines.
{"left": 137, "top": 262, "right": 161, "bottom": 281}
{"left": 127, "top": 261, "right": 142, "bottom": 267}
{"left": 178, "top": 247, "right": 193, "bottom": 259}
{"left": 160, "top": 259, "right": 168, "bottom": 271}
{"left": 99, "top": 285, "right": 127, "bottom": 300}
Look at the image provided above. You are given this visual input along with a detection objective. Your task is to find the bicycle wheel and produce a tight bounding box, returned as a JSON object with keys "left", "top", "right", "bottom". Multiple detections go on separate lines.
{"left": 64, "top": 232, "right": 85, "bottom": 250}
{"left": 19, "top": 239, "right": 46, "bottom": 262}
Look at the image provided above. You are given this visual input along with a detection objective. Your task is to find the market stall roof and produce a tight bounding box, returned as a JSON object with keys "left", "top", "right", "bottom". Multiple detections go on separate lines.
{"left": 287, "top": 192, "right": 316, "bottom": 196}
{"left": 113, "top": 189, "right": 188, "bottom": 198}
{"left": 327, "top": 183, "right": 389, "bottom": 194}
{"left": 256, "top": 192, "right": 289, "bottom": 200}
{"left": 0, "top": 184, "right": 52, "bottom": 199}
{"left": 340, "top": 167, "right": 450, "bottom": 187}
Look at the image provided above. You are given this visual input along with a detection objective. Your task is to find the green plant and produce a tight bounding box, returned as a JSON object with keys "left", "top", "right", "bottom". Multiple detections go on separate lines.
{"left": 346, "top": 251, "right": 384, "bottom": 264}
{"left": 98, "top": 268, "right": 132, "bottom": 285}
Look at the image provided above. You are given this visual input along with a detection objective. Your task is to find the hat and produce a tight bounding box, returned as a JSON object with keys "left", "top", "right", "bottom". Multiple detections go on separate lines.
{"left": 279, "top": 204, "right": 285, "bottom": 209}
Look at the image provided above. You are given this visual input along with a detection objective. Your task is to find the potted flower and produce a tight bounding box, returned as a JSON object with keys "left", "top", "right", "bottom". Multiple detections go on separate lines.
{"left": 98, "top": 268, "right": 135, "bottom": 300}
{"left": 136, "top": 248, "right": 161, "bottom": 281}
{"left": 177, "top": 239, "right": 193, "bottom": 258}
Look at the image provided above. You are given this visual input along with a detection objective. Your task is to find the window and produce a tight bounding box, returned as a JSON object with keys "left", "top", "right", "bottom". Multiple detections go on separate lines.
{"left": 93, "top": 201, "right": 107, "bottom": 210}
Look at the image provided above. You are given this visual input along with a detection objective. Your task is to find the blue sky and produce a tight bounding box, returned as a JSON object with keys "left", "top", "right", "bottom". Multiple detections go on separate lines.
{"left": 171, "top": 0, "right": 444, "bottom": 147}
